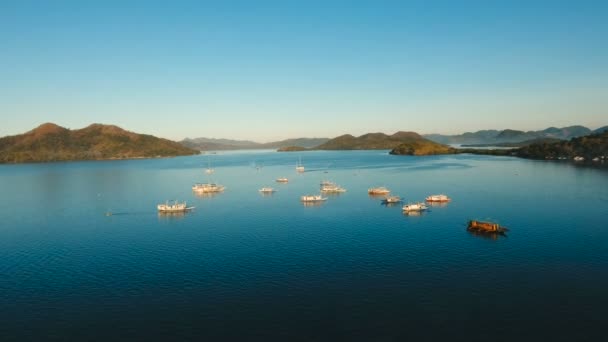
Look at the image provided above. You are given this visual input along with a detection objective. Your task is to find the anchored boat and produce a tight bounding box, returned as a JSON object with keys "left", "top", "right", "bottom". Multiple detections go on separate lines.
{"left": 402, "top": 202, "right": 428, "bottom": 212}
{"left": 259, "top": 187, "right": 276, "bottom": 193}
{"left": 157, "top": 200, "right": 194, "bottom": 213}
{"left": 296, "top": 156, "right": 305, "bottom": 172}
{"left": 467, "top": 220, "right": 509, "bottom": 234}
{"left": 300, "top": 195, "right": 327, "bottom": 202}
{"left": 320, "top": 184, "right": 346, "bottom": 193}
{"left": 192, "top": 183, "right": 225, "bottom": 193}
{"left": 426, "top": 194, "right": 451, "bottom": 202}
{"left": 382, "top": 196, "right": 402, "bottom": 204}
{"left": 368, "top": 187, "right": 390, "bottom": 195}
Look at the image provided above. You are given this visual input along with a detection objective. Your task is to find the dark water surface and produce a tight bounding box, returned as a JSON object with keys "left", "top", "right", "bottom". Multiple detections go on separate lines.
{"left": 1, "top": 151, "right": 607, "bottom": 341}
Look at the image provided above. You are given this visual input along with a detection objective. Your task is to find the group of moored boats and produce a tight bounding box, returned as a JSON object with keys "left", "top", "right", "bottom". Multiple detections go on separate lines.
{"left": 369, "top": 186, "right": 451, "bottom": 213}
{"left": 300, "top": 180, "right": 346, "bottom": 203}
{"left": 155, "top": 158, "right": 508, "bottom": 235}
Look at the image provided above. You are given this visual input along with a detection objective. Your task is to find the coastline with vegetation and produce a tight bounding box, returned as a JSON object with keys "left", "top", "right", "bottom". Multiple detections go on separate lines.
{"left": 2, "top": 123, "right": 606, "bottom": 165}
{"left": 0, "top": 123, "right": 199, "bottom": 164}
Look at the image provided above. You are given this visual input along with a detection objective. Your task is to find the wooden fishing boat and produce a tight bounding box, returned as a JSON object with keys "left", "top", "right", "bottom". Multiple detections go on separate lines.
{"left": 467, "top": 220, "right": 509, "bottom": 234}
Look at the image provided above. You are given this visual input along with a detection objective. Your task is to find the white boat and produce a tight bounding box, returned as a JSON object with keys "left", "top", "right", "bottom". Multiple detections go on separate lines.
{"left": 368, "top": 187, "right": 390, "bottom": 195}
{"left": 425, "top": 194, "right": 451, "bottom": 202}
{"left": 296, "top": 156, "right": 305, "bottom": 172}
{"left": 402, "top": 202, "right": 428, "bottom": 212}
{"left": 259, "top": 187, "right": 276, "bottom": 193}
{"left": 276, "top": 177, "right": 289, "bottom": 183}
{"left": 204, "top": 155, "right": 215, "bottom": 174}
{"left": 320, "top": 184, "right": 346, "bottom": 193}
{"left": 382, "top": 196, "right": 401, "bottom": 203}
{"left": 320, "top": 180, "right": 335, "bottom": 186}
{"left": 300, "top": 195, "right": 327, "bottom": 202}
{"left": 157, "top": 200, "right": 194, "bottom": 212}
{"left": 192, "top": 183, "right": 225, "bottom": 193}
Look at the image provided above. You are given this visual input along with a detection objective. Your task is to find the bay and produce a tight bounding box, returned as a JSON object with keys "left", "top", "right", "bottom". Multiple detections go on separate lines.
{"left": 1, "top": 150, "right": 607, "bottom": 341}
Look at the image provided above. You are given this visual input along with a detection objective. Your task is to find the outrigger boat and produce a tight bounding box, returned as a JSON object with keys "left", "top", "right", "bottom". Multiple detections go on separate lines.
{"left": 192, "top": 183, "right": 225, "bottom": 193}
{"left": 382, "top": 196, "right": 402, "bottom": 204}
{"left": 426, "top": 194, "right": 451, "bottom": 202}
{"left": 157, "top": 200, "right": 194, "bottom": 213}
{"left": 300, "top": 195, "right": 327, "bottom": 202}
{"left": 320, "top": 184, "right": 346, "bottom": 193}
{"left": 402, "top": 202, "right": 428, "bottom": 212}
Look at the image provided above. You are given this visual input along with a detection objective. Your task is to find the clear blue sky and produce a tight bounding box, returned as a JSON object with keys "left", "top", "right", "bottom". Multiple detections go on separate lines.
{"left": 1, "top": 0, "right": 607, "bottom": 142}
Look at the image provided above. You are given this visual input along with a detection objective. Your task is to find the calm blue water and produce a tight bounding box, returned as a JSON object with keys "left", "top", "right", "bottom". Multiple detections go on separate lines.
{"left": 1, "top": 151, "right": 607, "bottom": 341}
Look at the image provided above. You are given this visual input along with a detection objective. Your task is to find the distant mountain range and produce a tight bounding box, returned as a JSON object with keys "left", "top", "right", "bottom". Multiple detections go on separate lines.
{"left": 274, "top": 131, "right": 452, "bottom": 155}
{"left": 180, "top": 137, "right": 329, "bottom": 151}
{"left": 424, "top": 125, "right": 599, "bottom": 145}
{"left": 0, "top": 123, "right": 199, "bottom": 163}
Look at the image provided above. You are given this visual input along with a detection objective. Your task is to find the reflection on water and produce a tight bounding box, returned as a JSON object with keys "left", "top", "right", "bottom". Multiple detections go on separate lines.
{"left": 427, "top": 201, "right": 449, "bottom": 208}
{"left": 1, "top": 150, "right": 607, "bottom": 341}
{"left": 322, "top": 192, "right": 344, "bottom": 197}
{"left": 157, "top": 211, "right": 189, "bottom": 220}
{"left": 402, "top": 210, "right": 426, "bottom": 217}
{"left": 302, "top": 201, "right": 325, "bottom": 207}
{"left": 193, "top": 191, "right": 222, "bottom": 199}
{"left": 467, "top": 229, "right": 507, "bottom": 240}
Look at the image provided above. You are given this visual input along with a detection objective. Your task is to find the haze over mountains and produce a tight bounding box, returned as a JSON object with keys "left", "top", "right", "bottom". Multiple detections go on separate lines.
{"left": 183, "top": 125, "right": 607, "bottom": 151}
{"left": 424, "top": 125, "right": 605, "bottom": 145}
{"left": 180, "top": 137, "right": 329, "bottom": 151}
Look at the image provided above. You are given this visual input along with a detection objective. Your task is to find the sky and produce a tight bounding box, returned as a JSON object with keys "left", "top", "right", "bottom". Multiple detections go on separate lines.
{"left": 1, "top": 0, "right": 607, "bottom": 142}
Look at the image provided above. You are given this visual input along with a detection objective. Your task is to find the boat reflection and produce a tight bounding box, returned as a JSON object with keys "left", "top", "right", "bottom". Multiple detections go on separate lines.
{"left": 381, "top": 201, "right": 401, "bottom": 208}
{"left": 467, "top": 230, "right": 507, "bottom": 240}
{"left": 402, "top": 210, "right": 426, "bottom": 217}
{"left": 158, "top": 211, "right": 188, "bottom": 220}
{"left": 193, "top": 191, "right": 221, "bottom": 199}
{"left": 427, "top": 201, "right": 449, "bottom": 208}
{"left": 302, "top": 201, "right": 325, "bottom": 207}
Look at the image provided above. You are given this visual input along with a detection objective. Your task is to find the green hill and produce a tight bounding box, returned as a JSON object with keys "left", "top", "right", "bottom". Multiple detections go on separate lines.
{"left": 277, "top": 146, "right": 308, "bottom": 152}
{"left": 516, "top": 131, "right": 608, "bottom": 160}
{"left": 316, "top": 131, "right": 436, "bottom": 150}
{"left": 389, "top": 139, "right": 454, "bottom": 156}
{"left": 0, "top": 123, "right": 199, "bottom": 163}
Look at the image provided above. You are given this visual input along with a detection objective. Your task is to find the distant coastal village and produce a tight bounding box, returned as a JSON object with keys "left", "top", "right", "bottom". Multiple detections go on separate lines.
{"left": 0, "top": 122, "right": 606, "bottom": 164}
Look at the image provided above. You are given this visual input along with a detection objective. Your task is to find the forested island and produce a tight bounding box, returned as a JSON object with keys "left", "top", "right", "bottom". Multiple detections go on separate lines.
{"left": 391, "top": 131, "right": 608, "bottom": 163}
{"left": 0, "top": 123, "right": 199, "bottom": 164}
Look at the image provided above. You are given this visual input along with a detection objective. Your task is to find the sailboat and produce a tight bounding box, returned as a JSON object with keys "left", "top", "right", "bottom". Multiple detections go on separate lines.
{"left": 205, "top": 155, "right": 214, "bottom": 174}
{"left": 296, "top": 156, "right": 305, "bottom": 172}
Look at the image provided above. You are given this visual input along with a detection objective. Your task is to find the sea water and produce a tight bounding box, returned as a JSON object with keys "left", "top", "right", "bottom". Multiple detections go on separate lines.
{"left": 0, "top": 151, "right": 607, "bottom": 341}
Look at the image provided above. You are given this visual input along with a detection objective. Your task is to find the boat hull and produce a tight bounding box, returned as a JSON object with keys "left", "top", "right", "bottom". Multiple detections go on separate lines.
{"left": 467, "top": 220, "right": 508, "bottom": 234}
